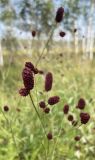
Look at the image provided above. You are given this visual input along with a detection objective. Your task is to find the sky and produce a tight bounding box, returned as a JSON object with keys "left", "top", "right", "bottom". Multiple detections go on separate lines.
{"left": 0, "top": 0, "right": 94, "bottom": 40}
{"left": 0, "top": 0, "right": 63, "bottom": 39}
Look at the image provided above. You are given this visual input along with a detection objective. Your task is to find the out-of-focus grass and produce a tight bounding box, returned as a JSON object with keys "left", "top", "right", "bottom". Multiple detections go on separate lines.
{"left": 0, "top": 50, "right": 95, "bottom": 160}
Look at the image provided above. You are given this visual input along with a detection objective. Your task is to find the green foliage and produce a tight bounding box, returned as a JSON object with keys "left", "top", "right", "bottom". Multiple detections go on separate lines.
{"left": 0, "top": 52, "right": 95, "bottom": 160}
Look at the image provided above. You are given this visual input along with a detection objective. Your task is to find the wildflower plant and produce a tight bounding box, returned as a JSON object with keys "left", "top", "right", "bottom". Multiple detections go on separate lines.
{"left": 1, "top": 6, "right": 92, "bottom": 160}
{"left": 17, "top": 59, "right": 90, "bottom": 159}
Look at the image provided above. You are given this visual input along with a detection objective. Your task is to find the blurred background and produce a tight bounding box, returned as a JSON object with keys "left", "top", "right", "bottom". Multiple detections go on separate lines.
{"left": 0, "top": 0, "right": 95, "bottom": 160}
{"left": 0, "top": 0, "right": 95, "bottom": 66}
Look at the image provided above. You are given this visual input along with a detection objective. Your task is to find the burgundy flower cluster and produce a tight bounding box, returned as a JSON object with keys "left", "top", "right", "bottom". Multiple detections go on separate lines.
{"left": 19, "top": 62, "right": 43, "bottom": 96}
{"left": 63, "top": 98, "right": 90, "bottom": 141}
{"left": 32, "top": 30, "right": 36, "bottom": 37}
{"left": 39, "top": 72, "right": 60, "bottom": 116}
{"left": 3, "top": 105, "right": 9, "bottom": 112}
{"left": 55, "top": 7, "right": 64, "bottom": 23}
{"left": 39, "top": 72, "right": 60, "bottom": 140}
{"left": 59, "top": 31, "right": 66, "bottom": 37}
{"left": 39, "top": 95, "right": 60, "bottom": 114}
{"left": 45, "top": 72, "right": 53, "bottom": 92}
{"left": 63, "top": 98, "right": 90, "bottom": 125}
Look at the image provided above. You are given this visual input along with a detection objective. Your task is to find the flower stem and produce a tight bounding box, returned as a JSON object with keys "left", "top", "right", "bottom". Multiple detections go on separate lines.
{"left": 35, "top": 25, "right": 55, "bottom": 67}
{"left": 0, "top": 108, "right": 17, "bottom": 149}
{"left": 29, "top": 93, "right": 47, "bottom": 137}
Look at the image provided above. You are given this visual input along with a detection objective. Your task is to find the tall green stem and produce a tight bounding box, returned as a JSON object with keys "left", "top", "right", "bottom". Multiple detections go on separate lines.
{"left": 35, "top": 25, "right": 56, "bottom": 67}
{"left": 0, "top": 108, "right": 17, "bottom": 149}
{"left": 29, "top": 93, "right": 47, "bottom": 137}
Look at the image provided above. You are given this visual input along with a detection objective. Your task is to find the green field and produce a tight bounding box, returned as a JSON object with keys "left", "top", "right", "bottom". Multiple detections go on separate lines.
{"left": 0, "top": 51, "right": 95, "bottom": 160}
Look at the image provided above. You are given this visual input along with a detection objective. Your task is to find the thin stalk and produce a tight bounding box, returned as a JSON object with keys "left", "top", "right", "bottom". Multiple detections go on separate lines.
{"left": 29, "top": 93, "right": 47, "bottom": 137}
{"left": 29, "top": 93, "right": 48, "bottom": 160}
{"left": 35, "top": 25, "right": 56, "bottom": 67}
{"left": 10, "top": 123, "right": 17, "bottom": 149}
{"left": 41, "top": 141, "right": 47, "bottom": 160}
{"left": 51, "top": 118, "right": 65, "bottom": 160}
{"left": 0, "top": 108, "right": 17, "bottom": 149}
{"left": 77, "top": 124, "right": 82, "bottom": 129}
{"left": 47, "top": 140, "right": 50, "bottom": 160}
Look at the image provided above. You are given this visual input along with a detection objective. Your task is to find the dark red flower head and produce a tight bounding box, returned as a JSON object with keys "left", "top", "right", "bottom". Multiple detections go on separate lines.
{"left": 74, "top": 28, "right": 77, "bottom": 33}
{"left": 55, "top": 7, "right": 64, "bottom": 23}
{"left": 25, "top": 62, "right": 38, "bottom": 74}
{"left": 25, "top": 62, "right": 35, "bottom": 72}
{"left": 68, "top": 114, "right": 73, "bottom": 121}
{"left": 22, "top": 67, "right": 34, "bottom": 90}
{"left": 19, "top": 88, "right": 30, "bottom": 96}
{"left": 77, "top": 98, "right": 86, "bottom": 110}
{"left": 48, "top": 96, "right": 60, "bottom": 105}
{"left": 59, "top": 31, "right": 66, "bottom": 37}
{"left": 39, "top": 101, "right": 46, "bottom": 109}
{"left": 38, "top": 70, "right": 44, "bottom": 75}
{"left": 33, "top": 68, "right": 39, "bottom": 74}
{"left": 47, "top": 132, "right": 53, "bottom": 140}
{"left": 80, "top": 112, "right": 90, "bottom": 124}
{"left": 44, "top": 107, "right": 50, "bottom": 114}
{"left": 45, "top": 72, "right": 53, "bottom": 92}
{"left": 63, "top": 104, "right": 69, "bottom": 114}
{"left": 32, "top": 30, "right": 36, "bottom": 37}
{"left": 4, "top": 105, "right": 9, "bottom": 112}
{"left": 74, "top": 136, "right": 81, "bottom": 141}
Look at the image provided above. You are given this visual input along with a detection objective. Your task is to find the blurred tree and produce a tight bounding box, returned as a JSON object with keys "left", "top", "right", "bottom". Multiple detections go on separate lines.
{"left": 86, "top": 0, "right": 95, "bottom": 60}
{"left": 0, "top": 0, "right": 94, "bottom": 62}
{"left": 0, "top": 0, "right": 16, "bottom": 66}
{"left": 61, "top": 0, "right": 95, "bottom": 59}
{"left": 16, "top": 0, "right": 55, "bottom": 55}
{"left": 60, "top": 0, "right": 81, "bottom": 56}
{"left": 18, "top": 0, "right": 54, "bottom": 35}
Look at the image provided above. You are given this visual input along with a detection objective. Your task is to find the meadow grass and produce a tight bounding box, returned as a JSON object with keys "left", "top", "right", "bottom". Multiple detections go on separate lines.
{"left": 0, "top": 51, "right": 95, "bottom": 160}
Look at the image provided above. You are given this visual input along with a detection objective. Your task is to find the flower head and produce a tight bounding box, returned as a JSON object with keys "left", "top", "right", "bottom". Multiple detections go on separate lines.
{"left": 4, "top": 105, "right": 9, "bottom": 112}
{"left": 77, "top": 98, "right": 86, "bottom": 110}
{"left": 68, "top": 114, "right": 73, "bottom": 121}
{"left": 39, "top": 101, "right": 46, "bottom": 109}
{"left": 45, "top": 72, "right": 53, "bottom": 92}
{"left": 25, "top": 62, "right": 39, "bottom": 74}
{"left": 74, "top": 136, "right": 81, "bottom": 141}
{"left": 33, "top": 68, "right": 39, "bottom": 74}
{"left": 38, "top": 70, "right": 44, "bottom": 75}
{"left": 63, "top": 104, "right": 69, "bottom": 114}
{"left": 19, "top": 88, "right": 30, "bottom": 96}
{"left": 74, "top": 28, "right": 77, "bottom": 33}
{"left": 48, "top": 96, "right": 60, "bottom": 105}
{"left": 25, "top": 62, "right": 35, "bottom": 72}
{"left": 44, "top": 107, "right": 50, "bottom": 114}
{"left": 55, "top": 7, "right": 64, "bottom": 23}
{"left": 22, "top": 67, "right": 34, "bottom": 90}
{"left": 32, "top": 30, "right": 36, "bottom": 37}
{"left": 80, "top": 112, "right": 90, "bottom": 124}
{"left": 47, "top": 132, "right": 53, "bottom": 140}
{"left": 59, "top": 31, "right": 66, "bottom": 37}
